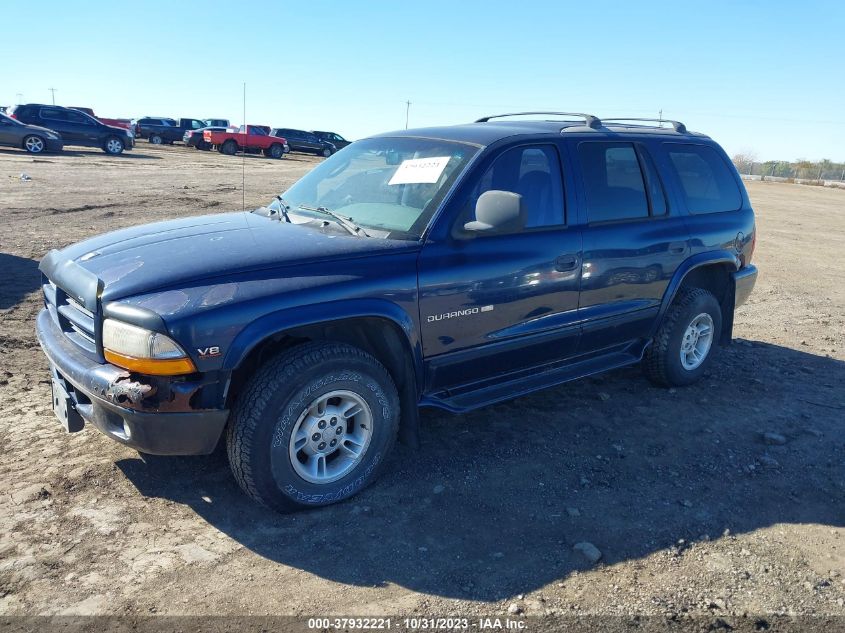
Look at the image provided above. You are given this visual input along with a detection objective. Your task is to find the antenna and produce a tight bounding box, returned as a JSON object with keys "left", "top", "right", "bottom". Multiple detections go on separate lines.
{"left": 405, "top": 99, "right": 411, "bottom": 129}
{"left": 48, "top": 87, "right": 57, "bottom": 105}
{"left": 242, "top": 82, "right": 246, "bottom": 213}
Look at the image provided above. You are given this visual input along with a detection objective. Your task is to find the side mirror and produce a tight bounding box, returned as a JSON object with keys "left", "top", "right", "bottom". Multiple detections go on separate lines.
{"left": 463, "top": 190, "right": 525, "bottom": 234}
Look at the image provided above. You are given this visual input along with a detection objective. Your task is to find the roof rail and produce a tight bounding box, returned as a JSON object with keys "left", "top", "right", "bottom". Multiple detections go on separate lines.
{"left": 602, "top": 118, "right": 687, "bottom": 133}
{"left": 475, "top": 111, "right": 602, "bottom": 129}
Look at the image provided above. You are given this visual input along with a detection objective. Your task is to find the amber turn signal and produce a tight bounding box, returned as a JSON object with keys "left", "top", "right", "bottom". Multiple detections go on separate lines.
{"left": 104, "top": 349, "right": 196, "bottom": 376}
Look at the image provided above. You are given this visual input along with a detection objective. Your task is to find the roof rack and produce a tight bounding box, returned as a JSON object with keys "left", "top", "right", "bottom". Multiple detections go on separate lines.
{"left": 601, "top": 118, "right": 687, "bottom": 133}
{"left": 475, "top": 111, "right": 602, "bottom": 129}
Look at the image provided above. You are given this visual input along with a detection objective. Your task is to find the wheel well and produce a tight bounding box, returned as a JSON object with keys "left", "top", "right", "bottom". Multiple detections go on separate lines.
{"left": 678, "top": 263, "right": 735, "bottom": 343}
{"left": 226, "top": 317, "right": 420, "bottom": 447}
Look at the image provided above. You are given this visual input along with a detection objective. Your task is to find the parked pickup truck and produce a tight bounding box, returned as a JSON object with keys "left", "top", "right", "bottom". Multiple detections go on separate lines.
{"left": 36, "top": 112, "right": 757, "bottom": 513}
{"left": 204, "top": 125, "right": 288, "bottom": 158}
{"left": 136, "top": 117, "right": 207, "bottom": 145}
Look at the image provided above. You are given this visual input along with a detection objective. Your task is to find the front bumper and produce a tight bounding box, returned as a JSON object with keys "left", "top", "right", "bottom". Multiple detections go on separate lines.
{"left": 45, "top": 138, "right": 64, "bottom": 152}
{"left": 36, "top": 309, "right": 229, "bottom": 455}
{"left": 734, "top": 264, "right": 757, "bottom": 307}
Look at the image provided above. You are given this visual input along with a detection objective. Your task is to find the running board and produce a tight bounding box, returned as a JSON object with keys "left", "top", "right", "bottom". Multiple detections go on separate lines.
{"left": 421, "top": 347, "right": 644, "bottom": 413}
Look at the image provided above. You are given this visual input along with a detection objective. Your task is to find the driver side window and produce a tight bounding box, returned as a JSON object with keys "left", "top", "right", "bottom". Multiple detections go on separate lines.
{"left": 460, "top": 145, "right": 565, "bottom": 232}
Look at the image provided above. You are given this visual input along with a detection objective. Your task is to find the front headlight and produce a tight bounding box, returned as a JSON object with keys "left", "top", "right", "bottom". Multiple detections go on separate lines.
{"left": 102, "top": 319, "right": 196, "bottom": 375}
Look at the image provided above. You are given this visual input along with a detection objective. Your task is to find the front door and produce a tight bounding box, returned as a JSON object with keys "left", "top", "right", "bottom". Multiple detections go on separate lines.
{"left": 418, "top": 143, "right": 582, "bottom": 392}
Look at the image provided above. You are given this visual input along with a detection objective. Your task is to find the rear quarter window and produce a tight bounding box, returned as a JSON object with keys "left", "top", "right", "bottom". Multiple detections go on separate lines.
{"left": 666, "top": 144, "right": 742, "bottom": 214}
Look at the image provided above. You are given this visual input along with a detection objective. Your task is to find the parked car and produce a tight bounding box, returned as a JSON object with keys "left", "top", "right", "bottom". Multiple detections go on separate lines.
{"left": 9, "top": 104, "right": 133, "bottom": 154}
{"left": 70, "top": 107, "right": 134, "bottom": 136}
{"left": 184, "top": 126, "right": 227, "bottom": 150}
{"left": 35, "top": 112, "right": 757, "bottom": 512}
{"left": 313, "top": 130, "right": 351, "bottom": 149}
{"left": 203, "top": 118, "right": 230, "bottom": 128}
{"left": 0, "top": 111, "right": 64, "bottom": 154}
{"left": 135, "top": 117, "right": 206, "bottom": 144}
{"left": 204, "top": 125, "right": 288, "bottom": 158}
{"left": 271, "top": 128, "right": 336, "bottom": 156}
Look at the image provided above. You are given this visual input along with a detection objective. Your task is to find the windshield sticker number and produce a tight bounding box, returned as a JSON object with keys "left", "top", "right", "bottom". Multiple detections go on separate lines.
{"left": 388, "top": 156, "right": 451, "bottom": 185}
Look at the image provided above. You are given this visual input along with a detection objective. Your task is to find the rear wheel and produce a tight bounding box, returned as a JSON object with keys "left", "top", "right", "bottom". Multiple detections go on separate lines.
{"left": 23, "top": 135, "right": 45, "bottom": 154}
{"left": 643, "top": 287, "right": 722, "bottom": 387}
{"left": 149, "top": 133, "right": 163, "bottom": 145}
{"left": 221, "top": 140, "right": 238, "bottom": 155}
{"left": 226, "top": 341, "right": 400, "bottom": 512}
{"left": 103, "top": 136, "right": 125, "bottom": 155}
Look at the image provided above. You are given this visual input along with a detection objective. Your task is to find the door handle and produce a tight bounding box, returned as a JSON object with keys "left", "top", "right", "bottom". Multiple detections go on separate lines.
{"left": 554, "top": 254, "right": 579, "bottom": 272}
{"left": 668, "top": 241, "right": 686, "bottom": 255}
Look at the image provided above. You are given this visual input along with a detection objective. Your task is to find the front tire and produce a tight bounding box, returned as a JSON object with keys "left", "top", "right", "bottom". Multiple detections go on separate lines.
{"left": 23, "top": 135, "right": 46, "bottom": 154}
{"left": 269, "top": 143, "right": 284, "bottom": 159}
{"left": 643, "top": 287, "right": 722, "bottom": 387}
{"left": 103, "top": 136, "right": 125, "bottom": 155}
{"left": 226, "top": 342, "right": 400, "bottom": 512}
{"left": 321, "top": 147, "right": 332, "bottom": 157}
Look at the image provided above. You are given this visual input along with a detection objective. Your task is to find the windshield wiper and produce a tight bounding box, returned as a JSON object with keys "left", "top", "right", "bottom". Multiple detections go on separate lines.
{"left": 296, "top": 204, "right": 369, "bottom": 237}
{"left": 273, "top": 195, "right": 292, "bottom": 223}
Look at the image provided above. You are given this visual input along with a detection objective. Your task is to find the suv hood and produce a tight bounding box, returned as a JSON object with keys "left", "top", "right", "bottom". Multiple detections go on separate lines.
{"left": 43, "top": 211, "right": 416, "bottom": 303}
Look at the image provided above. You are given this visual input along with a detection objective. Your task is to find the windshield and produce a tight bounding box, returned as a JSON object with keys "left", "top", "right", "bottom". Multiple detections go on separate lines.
{"left": 280, "top": 137, "right": 478, "bottom": 239}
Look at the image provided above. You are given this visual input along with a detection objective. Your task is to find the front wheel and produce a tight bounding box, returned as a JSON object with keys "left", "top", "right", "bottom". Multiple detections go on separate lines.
{"left": 103, "top": 136, "right": 125, "bottom": 155}
{"left": 269, "top": 143, "right": 284, "bottom": 159}
{"left": 226, "top": 342, "right": 400, "bottom": 512}
{"left": 321, "top": 147, "right": 332, "bottom": 157}
{"left": 643, "top": 287, "right": 722, "bottom": 387}
{"left": 23, "top": 135, "right": 46, "bottom": 154}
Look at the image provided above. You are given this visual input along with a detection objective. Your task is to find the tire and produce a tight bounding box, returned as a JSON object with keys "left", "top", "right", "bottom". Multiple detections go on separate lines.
{"left": 103, "top": 136, "right": 125, "bottom": 155}
{"left": 221, "top": 140, "right": 238, "bottom": 155}
{"left": 226, "top": 341, "right": 400, "bottom": 512}
{"left": 269, "top": 143, "right": 284, "bottom": 159}
{"left": 321, "top": 147, "right": 332, "bottom": 157}
{"left": 149, "top": 134, "right": 163, "bottom": 145}
{"left": 643, "top": 287, "right": 722, "bottom": 387}
{"left": 23, "top": 135, "right": 46, "bottom": 154}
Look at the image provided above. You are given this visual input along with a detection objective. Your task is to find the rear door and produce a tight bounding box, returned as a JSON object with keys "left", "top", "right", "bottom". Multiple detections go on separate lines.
{"left": 418, "top": 142, "right": 582, "bottom": 391}
{"left": 565, "top": 139, "right": 690, "bottom": 353}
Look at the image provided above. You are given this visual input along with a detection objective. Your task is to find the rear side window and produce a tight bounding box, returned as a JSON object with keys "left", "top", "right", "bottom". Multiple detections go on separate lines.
{"left": 666, "top": 144, "right": 741, "bottom": 214}
{"left": 578, "top": 142, "right": 648, "bottom": 222}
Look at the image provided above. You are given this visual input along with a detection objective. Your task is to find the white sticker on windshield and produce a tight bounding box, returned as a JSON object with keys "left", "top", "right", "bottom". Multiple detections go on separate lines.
{"left": 388, "top": 156, "right": 451, "bottom": 185}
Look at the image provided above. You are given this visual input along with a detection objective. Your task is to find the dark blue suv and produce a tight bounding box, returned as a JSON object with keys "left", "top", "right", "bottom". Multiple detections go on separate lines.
{"left": 36, "top": 112, "right": 757, "bottom": 511}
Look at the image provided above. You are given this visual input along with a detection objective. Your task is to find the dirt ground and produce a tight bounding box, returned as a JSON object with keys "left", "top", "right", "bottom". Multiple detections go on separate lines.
{"left": 0, "top": 143, "right": 844, "bottom": 624}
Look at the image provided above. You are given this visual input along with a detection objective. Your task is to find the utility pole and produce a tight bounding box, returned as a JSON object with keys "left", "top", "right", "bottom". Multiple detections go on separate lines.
{"left": 48, "top": 87, "right": 57, "bottom": 105}
{"left": 405, "top": 100, "right": 411, "bottom": 130}
{"left": 15, "top": 93, "right": 23, "bottom": 104}
{"left": 658, "top": 109, "right": 663, "bottom": 127}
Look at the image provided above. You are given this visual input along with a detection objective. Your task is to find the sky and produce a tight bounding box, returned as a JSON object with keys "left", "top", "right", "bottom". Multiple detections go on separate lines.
{"left": 1, "top": 0, "right": 843, "bottom": 162}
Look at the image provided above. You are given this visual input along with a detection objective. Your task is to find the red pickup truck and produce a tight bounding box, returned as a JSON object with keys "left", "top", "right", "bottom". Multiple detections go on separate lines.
{"left": 204, "top": 125, "right": 288, "bottom": 159}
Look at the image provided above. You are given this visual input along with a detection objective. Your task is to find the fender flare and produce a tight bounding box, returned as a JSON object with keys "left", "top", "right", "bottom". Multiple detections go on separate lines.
{"left": 221, "top": 297, "right": 423, "bottom": 389}
{"left": 650, "top": 250, "right": 740, "bottom": 338}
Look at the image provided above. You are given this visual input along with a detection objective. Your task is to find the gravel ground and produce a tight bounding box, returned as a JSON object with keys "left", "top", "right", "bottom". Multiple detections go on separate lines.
{"left": 0, "top": 143, "right": 843, "bottom": 625}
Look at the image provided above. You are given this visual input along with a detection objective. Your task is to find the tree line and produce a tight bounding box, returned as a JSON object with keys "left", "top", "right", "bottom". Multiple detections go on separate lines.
{"left": 731, "top": 153, "right": 845, "bottom": 181}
